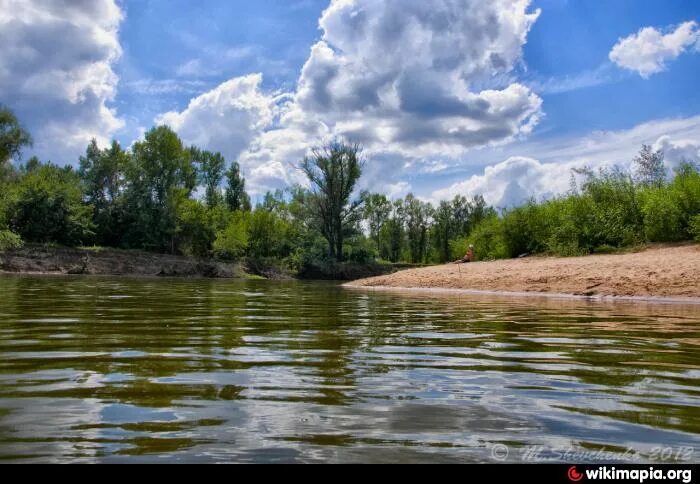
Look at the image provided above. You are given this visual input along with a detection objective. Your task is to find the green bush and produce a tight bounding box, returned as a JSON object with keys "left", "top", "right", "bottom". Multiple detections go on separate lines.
{"left": 466, "top": 216, "right": 508, "bottom": 260}
{"left": 689, "top": 214, "right": 700, "bottom": 242}
{"left": 640, "top": 188, "right": 685, "bottom": 242}
{"left": 212, "top": 212, "right": 249, "bottom": 260}
{"left": 175, "top": 198, "right": 215, "bottom": 257}
{"left": 0, "top": 229, "right": 22, "bottom": 251}
{"left": 8, "top": 163, "right": 93, "bottom": 245}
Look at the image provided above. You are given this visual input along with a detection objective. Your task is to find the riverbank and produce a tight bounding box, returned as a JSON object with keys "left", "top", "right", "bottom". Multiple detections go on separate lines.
{"left": 0, "top": 244, "right": 399, "bottom": 280}
{"left": 346, "top": 244, "right": 700, "bottom": 301}
{"left": 0, "top": 244, "right": 249, "bottom": 278}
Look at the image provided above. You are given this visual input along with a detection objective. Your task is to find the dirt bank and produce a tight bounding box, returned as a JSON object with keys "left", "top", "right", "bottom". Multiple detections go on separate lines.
{"left": 346, "top": 244, "right": 700, "bottom": 300}
{"left": 0, "top": 244, "right": 246, "bottom": 278}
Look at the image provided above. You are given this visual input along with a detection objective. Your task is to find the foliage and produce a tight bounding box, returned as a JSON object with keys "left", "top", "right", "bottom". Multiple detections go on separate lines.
{"left": 194, "top": 148, "right": 226, "bottom": 209}
{"left": 690, "top": 214, "right": 700, "bottom": 242}
{"left": 225, "top": 161, "right": 251, "bottom": 212}
{"left": 0, "top": 229, "right": 22, "bottom": 251}
{"left": 8, "top": 162, "right": 93, "bottom": 245}
{"left": 78, "top": 139, "right": 129, "bottom": 246}
{"left": 0, "top": 105, "right": 32, "bottom": 166}
{"left": 123, "top": 126, "right": 197, "bottom": 253}
{"left": 213, "top": 212, "right": 249, "bottom": 260}
{"left": 1, "top": 106, "right": 699, "bottom": 278}
{"left": 301, "top": 141, "right": 364, "bottom": 261}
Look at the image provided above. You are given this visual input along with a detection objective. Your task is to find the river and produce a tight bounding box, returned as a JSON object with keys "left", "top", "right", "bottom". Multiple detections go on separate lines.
{"left": 0, "top": 275, "right": 698, "bottom": 463}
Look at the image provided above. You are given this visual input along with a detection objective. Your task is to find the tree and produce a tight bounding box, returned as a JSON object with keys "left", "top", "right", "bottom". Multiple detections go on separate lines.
{"left": 194, "top": 148, "right": 226, "bottom": 208}
{"left": 213, "top": 212, "right": 249, "bottom": 260}
{"left": 403, "top": 194, "right": 432, "bottom": 263}
{"left": 633, "top": 144, "right": 666, "bottom": 187}
{"left": 125, "top": 126, "right": 196, "bottom": 253}
{"left": 0, "top": 106, "right": 32, "bottom": 184}
{"left": 362, "top": 192, "right": 391, "bottom": 251}
{"left": 301, "top": 141, "right": 364, "bottom": 261}
{"left": 9, "top": 162, "right": 93, "bottom": 245}
{"left": 432, "top": 200, "right": 455, "bottom": 263}
{"left": 79, "top": 139, "right": 129, "bottom": 246}
{"left": 225, "top": 161, "right": 251, "bottom": 212}
{"left": 0, "top": 106, "right": 32, "bottom": 166}
{"left": 175, "top": 198, "right": 215, "bottom": 257}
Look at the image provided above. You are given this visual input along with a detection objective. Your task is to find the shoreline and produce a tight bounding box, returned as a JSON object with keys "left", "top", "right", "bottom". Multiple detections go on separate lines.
{"left": 344, "top": 284, "right": 700, "bottom": 305}
{"left": 345, "top": 244, "right": 700, "bottom": 304}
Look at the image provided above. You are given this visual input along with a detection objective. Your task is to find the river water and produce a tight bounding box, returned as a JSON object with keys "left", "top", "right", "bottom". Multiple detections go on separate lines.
{"left": 0, "top": 275, "right": 698, "bottom": 463}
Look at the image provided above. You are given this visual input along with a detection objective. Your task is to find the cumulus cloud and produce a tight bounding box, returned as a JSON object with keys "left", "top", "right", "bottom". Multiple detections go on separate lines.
{"left": 161, "top": 0, "right": 544, "bottom": 194}
{"left": 156, "top": 74, "right": 306, "bottom": 195}
{"left": 0, "top": 0, "right": 124, "bottom": 163}
{"left": 653, "top": 135, "right": 700, "bottom": 172}
{"left": 433, "top": 116, "right": 700, "bottom": 208}
{"left": 609, "top": 21, "right": 700, "bottom": 78}
{"left": 293, "top": 0, "right": 543, "bottom": 156}
{"left": 157, "top": 74, "right": 288, "bottom": 165}
{"left": 432, "top": 156, "right": 576, "bottom": 208}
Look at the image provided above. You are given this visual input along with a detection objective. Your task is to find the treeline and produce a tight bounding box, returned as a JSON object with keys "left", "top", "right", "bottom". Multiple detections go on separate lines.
{"left": 466, "top": 148, "right": 700, "bottom": 260}
{"left": 1, "top": 105, "right": 699, "bottom": 273}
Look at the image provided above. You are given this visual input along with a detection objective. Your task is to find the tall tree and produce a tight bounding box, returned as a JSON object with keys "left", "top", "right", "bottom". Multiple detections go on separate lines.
{"left": 0, "top": 106, "right": 32, "bottom": 183}
{"left": 194, "top": 148, "right": 226, "bottom": 208}
{"left": 380, "top": 200, "right": 405, "bottom": 262}
{"left": 301, "top": 141, "right": 364, "bottom": 261}
{"left": 125, "top": 126, "right": 196, "bottom": 253}
{"left": 225, "top": 161, "right": 251, "bottom": 212}
{"left": 432, "top": 200, "right": 455, "bottom": 263}
{"left": 403, "top": 194, "right": 432, "bottom": 263}
{"left": 79, "top": 139, "right": 129, "bottom": 246}
{"left": 633, "top": 144, "right": 666, "bottom": 187}
{"left": 0, "top": 106, "right": 32, "bottom": 166}
{"left": 362, "top": 192, "right": 391, "bottom": 250}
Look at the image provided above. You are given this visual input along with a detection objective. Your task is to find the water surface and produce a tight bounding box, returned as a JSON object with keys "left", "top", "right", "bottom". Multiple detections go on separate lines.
{"left": 0, "top": 275, "right": 699, "bottom": 463}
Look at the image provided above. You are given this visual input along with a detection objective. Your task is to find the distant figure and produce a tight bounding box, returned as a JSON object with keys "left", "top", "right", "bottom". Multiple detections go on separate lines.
{"left": 453, "top": 244, "right": 475, "bottom": 264}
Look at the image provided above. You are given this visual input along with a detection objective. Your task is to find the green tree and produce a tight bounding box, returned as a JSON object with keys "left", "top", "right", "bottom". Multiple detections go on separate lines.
{"left": 403, "top": 194, "right": 432, "bottom": 263}
{"left": 79, "top": 139, "right": 129, "bottom": 246}
{"left": 124, "top": 126, "right": 196, "bottom": 253}
{"left": 195, "top": 148, "right": 226, "bottom": 208}
{"left": 0, "top": 106, "right": 32, "bottom": 166}
{"left": 301, "top": 141, "right": 364, "bottom": 261}
{"left": 213, "top": 212, "right": 249, "bottom": 260}
{"left": 9, "top": 162, "right": 93, "bottom": 245}
{"left": 175, "top": 198, "right": 215, "bottom": 257}
{"left": 225, "top": 161, "right": 251, "bottom": 212}
{"left": 432, "top": 200, "right": 455, "bottom": 263}
{"left": 362, "top": 192, "right": 391, "bottom": 251}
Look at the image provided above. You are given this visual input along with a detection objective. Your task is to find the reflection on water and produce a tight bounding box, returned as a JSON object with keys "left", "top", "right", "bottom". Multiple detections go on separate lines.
{"left": 0, "top": 275, "right": 699, "bottom": 463}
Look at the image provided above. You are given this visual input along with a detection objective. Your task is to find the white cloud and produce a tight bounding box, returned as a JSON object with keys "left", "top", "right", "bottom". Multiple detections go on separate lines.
{"left": 433, "top": 156, "right": 575, "bottom": 208}
{"left": 161, "top": 0, "right": 544, "bottom": 194}
{"left": 0, "top": 0, "right": 124, "bottom": 163}
{"left": 156, "top": 74, "right": 289, "bottom": 165}
{"left": 293, "top": 0, "right": 543, "bottom": 155}
{"left": 609, "top": 21, "right": 699, "bottom": 78}
{"left": 432, "top": 116, "right": 700, "bottom": 207}
{"left": 653, "top": 135, "right": 700, "bottom": 172}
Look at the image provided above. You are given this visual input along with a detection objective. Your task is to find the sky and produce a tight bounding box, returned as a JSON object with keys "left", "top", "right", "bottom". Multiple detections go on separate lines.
{"left": 2, "top": 0, "right": 700, "bottom": 207}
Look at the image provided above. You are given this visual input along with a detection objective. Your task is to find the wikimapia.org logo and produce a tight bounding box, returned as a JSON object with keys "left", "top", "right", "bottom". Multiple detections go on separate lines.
{"left": 569, "top": 466, "right": 693, "bottom": 483}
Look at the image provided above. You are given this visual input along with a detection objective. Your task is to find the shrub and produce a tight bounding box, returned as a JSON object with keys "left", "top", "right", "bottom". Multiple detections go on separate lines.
{"left": 690, "top": 214, "right": 700, "bottom": 242}
{"left": 466, "top": 216, "right": 508, "bottom": 260}
{"left": 0, "top": 229, "right": 22, "bottom": 251}
{"left": 639, "top": 188, "right": 685, "bottom": 242}
{"left": 212, "top": 212, "right": 249, "bottom": 260}
{"left": 9, "top": 163, "right": 93, "bottom": 245}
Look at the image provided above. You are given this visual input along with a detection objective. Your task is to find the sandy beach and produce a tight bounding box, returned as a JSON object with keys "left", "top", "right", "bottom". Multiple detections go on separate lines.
{"left": 346, "top": 244, "right": 700, "bottom": 301}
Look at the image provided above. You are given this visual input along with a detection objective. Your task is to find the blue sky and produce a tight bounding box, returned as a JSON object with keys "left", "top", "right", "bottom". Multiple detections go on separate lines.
{"left": 2, "top": 0, "right": 700, "bottom": 206}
